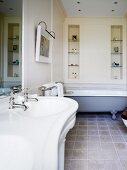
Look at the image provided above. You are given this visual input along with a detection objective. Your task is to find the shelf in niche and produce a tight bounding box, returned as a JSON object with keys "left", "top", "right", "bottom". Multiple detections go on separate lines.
{"left": 8, "top": 36, "right": 19, "bottom": 40}
{"left": 68, "top": 64, "right": 79, "bottom": 66}
{"left": 111, "top": 66, "right": 122, "bottom": 68}
{"left": 111, "top": 40, "right": 122, "bottom": 42}
{"left": 68, "top": 52, "right": 79, "bottom": 54}
{"left": 111, "top": 53, "right": 123, "bottom": 54}
{"left": 8, "top": 63, "right": 19, "bottom": 66}
{"left": 8, "top": 51, "right": 19, "bottom": 53}
{"left": 68, "top": 39, "right": 79, "bottom": 42}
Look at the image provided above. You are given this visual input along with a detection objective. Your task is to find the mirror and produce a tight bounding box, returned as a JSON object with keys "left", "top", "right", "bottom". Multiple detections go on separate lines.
{"left": 0, "top": 0, "right": 22, "bottom": 95}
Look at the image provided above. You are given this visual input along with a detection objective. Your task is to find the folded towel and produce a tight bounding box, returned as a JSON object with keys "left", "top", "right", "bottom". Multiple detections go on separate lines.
{"left": 56, "top": 83, "right": 64, "bottom": 97}
{"left": 45, "top": 90, "right": 51, "bottom": 96}
{"left": 51, "top": 87, "right": 58, "bottom": 96}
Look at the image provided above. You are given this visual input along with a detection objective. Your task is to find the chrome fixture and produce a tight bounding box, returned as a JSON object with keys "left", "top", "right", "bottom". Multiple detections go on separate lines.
{"left": 9, "top": 92, "right": 28, "bottom": 111}
{"left": 10, "top": 85, "right": 22, "bottom": 93}
{"left": 38, "top": 21, "right": 55, "bottom": 39}
{"left": 39, "top": 86, "right": 57, "bottom": 96}
{"left": 24, "top": 88, "right": 38, "bottom": 102}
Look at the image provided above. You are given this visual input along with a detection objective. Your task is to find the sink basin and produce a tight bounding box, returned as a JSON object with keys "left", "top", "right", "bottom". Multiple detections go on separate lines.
{"left": 0, "top": 134, "right": 33, "bottom": 170}
{"left": 13, "top": 97, "right": 76, "bottom": 117}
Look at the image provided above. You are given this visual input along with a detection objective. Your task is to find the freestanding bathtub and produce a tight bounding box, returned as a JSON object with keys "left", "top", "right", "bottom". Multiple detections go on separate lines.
{"left": 65, "top": 89, "right": 127, "bottom": 119}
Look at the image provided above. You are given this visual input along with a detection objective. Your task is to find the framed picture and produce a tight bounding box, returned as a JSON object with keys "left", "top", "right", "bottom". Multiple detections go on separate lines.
{"left": 35, "top": 25, "right": 52, "bottom": 63}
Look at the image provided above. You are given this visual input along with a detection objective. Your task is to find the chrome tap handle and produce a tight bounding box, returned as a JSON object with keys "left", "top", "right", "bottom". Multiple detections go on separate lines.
{"left": 9, "top": 91, "right": 15, "bottom": 109}
{"left": 24, "top": 88, "right": 29, "bottom": 102}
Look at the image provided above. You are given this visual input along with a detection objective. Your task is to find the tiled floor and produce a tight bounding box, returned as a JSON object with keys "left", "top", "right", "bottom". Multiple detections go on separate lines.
{"left": 65, "top": 112, "right": 127, "bottom": 170}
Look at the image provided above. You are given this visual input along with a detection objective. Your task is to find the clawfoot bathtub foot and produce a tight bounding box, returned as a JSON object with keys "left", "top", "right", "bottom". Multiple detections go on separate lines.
{"left": 111, "top": 110, "right": 117, "bottom": 120}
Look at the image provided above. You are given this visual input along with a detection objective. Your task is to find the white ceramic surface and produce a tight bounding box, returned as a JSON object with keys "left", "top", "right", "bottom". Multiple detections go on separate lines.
{"left": 65, "top": 89, "right": 127, "bottom": 96}
{"left": 13, "top": 97, "right": 73, "bottom": 117}
{"left": 0, "top": 96, "right": 78, "bottom": 170}
{"left": 122, "top": 119, "right": 127, "bottom": 127}
{"left": 0, "top": 134, "right": 33, "bottom": 170}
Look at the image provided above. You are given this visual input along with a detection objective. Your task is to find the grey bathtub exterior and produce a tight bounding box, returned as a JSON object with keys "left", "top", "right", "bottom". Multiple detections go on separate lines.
{"left": 65, "top": 90, "right": 127, "bottom": 119}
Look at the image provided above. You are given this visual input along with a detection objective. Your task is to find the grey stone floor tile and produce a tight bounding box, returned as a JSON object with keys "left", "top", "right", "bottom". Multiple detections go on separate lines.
{"left": 64, "top": 160, "right": 71, "bottom": 170}
{"left": 97, "top": 122, "right": 107, "bottom": 126}
{"left": 66, "top": 135, "right": 76, "bottom": 141}
{"left": 88, "top": 160, "right": 104, "bottom": 170}
{"left": 70, "top": 160, "right": 88, "bottom": 170}
{"left": 87, "top": 122, "right": 97, "bottom": 126}
{"left": 101, "top": 142, "right": 115, "bottom": 151}
{"left": 65, "top": 149, "right": 73, "bottom": 160}
{"left": 75, "top": 135, "right": 88, "bottom": 141}
{"left": 65, "top": 141, "right": 75, "bottom": 150}
{"left": 114, "top": 143, "right": 127, "bottom": 151}
{"left": 122, "top": 136, "right": 127, "bottom": 142}
{"left": 65, "top": 113, "right": 127, "bottom": 170}
{"left": 98, "top": 125, "right": 108, "bottom": 131}
{"left": 87, "top": 125, "right": 98, "bottom": 130}
{"left": 103, "top": 160, "right": 123, "bottom": 170}
{"left": 100, "top": 135, "right": 112, "bottom": 142}
{"left": 108, "top": 125, "right": 120, "bottom": 130}
{"left": 77, "top": 129, "right": 88, "bottom": 135}
{"left": 120, "top": 160, "right": 127, "bottom": 170}
{"left": 88, "top": 135, "right": 100, "bottom": 142}
{"left": 74, "top": 141, "right": 88, "bottom": 149}
{"left": 67, "top": 129, "right": 77, "bottom": 136}
{"left": 100, "top": 150, "right": 118, "bottom": 160}
{"left": 88, "top": 150, "right": 103, "bottom": 160}
{"left": 78, "top": 121, "right": 87, "bottom": 125}
{"left": 110, "top": 130, "right": 121, "bottom": 136}
{"left": 88, "top": 130, "right": 99, "bottom": 136}
{"left": 117, "top": 150, "right": 127, "bottom": 161}
{"left": 72, "top": 149, "right": 87, "bottom": 159}
{"left": 112, "top": 135, "right": 125, "bottom": 143}
{"left": 88, "top": 141, "right": 101, "bottom": 150}
{"left": 99, "top": 130, "right": 110, "bottom": 136}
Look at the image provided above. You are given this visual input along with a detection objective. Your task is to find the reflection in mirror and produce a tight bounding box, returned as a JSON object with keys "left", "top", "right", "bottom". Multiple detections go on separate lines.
{"left": 0, "top": 0, "right": 22, "bottom": 95}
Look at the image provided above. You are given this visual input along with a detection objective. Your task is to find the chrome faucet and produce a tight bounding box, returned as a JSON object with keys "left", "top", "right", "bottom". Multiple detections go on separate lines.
{"left": 24, "top": 88, "right": 38, "bottom": 102}
{"left": 39, "top": 85, "right": 57, "bottom": 96}
{"left": 9, "top": 92, "right": 28, "bottom": 111}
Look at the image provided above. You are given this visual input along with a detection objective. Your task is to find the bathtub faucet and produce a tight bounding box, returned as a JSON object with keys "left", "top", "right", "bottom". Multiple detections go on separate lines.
{"left": 23, "top": 88, "right": 38, "bottom": 102}
{"left": 9, "top": 92, "right": 28, "bottom": 111}
{"left": 39, "top": 85, "right": 56, "bottom": 96}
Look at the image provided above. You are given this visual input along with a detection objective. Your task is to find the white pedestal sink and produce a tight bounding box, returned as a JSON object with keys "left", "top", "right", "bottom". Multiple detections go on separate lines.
{"left": 8, "top": 96, "right": 78, "bottom": 170}
{"left": 0, "top": 135, "right": 33, "bottom": 170}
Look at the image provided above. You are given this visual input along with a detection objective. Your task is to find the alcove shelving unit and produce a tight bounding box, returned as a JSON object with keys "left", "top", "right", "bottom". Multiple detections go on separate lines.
{"left": 7, "top": 23, "right": 19, "bottom": 78}
{"left": 111, "top": 25, "right": 123, "bottom": 80}
{"left": 4, "top": 17, "right": 21, "bottom": 83}
{"left": 68, "top": 25, "right": 80, "bottom": 80}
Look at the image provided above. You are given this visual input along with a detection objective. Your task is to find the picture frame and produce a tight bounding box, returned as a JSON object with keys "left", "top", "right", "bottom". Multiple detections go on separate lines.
{"left": 35, "top": 25, "right": 52, "bottom": 63}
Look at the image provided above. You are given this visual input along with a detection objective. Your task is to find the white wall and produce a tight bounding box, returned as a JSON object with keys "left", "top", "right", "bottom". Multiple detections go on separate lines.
{"left": 22, "top": 0, "right": 64, "bottom": 90}
{"left": 22, "top": 0, "right": 51, "bottom": 89}
{"left": 0, "top": 14, "right": 4, "bottom": 82}
{"left": 51, "top": 0, "right": 65, "bottom": 82}
{"left": 64, "top": 17, "right": 127, "bottom": 88}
